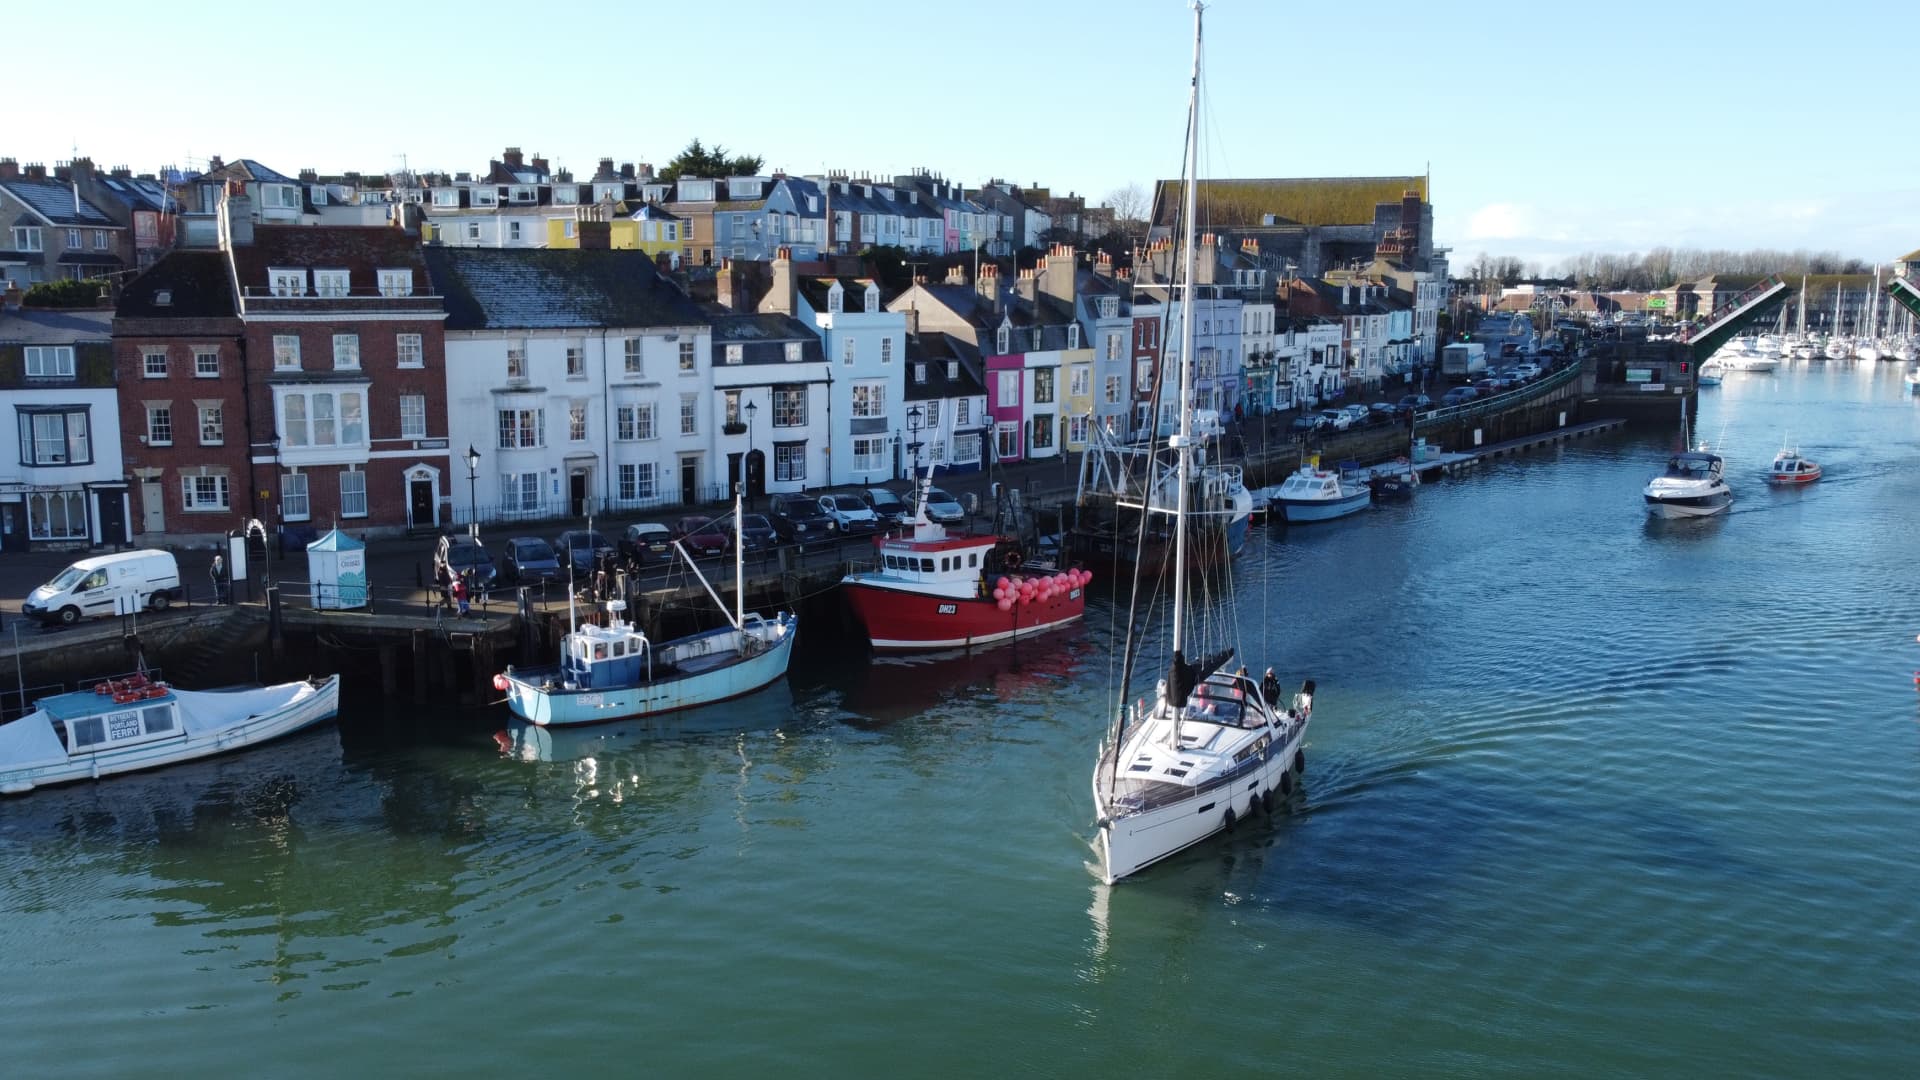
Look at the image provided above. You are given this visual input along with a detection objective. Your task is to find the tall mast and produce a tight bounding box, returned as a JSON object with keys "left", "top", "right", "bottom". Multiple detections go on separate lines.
{"left": 1170, "top": 0, "right": 1203, "bottom": 663}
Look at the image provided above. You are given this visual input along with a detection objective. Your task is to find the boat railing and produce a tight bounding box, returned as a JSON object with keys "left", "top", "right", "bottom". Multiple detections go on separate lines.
{"left": 0, "top": 681, "right": 69, "bottom": 724}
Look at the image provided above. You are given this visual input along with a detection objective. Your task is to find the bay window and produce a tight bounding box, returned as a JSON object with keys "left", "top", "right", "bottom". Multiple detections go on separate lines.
{"left": 497, "top": 408, "right": 545, "bottom": 449}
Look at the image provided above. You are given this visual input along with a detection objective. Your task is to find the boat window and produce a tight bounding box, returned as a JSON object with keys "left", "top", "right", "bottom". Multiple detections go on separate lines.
{"left": 594, "top": 643, "right": 608, "bottom": 660}
{"left": 920, "top": 558, "right": 934, "bottom": 572}
{"left": 612, "top": 641, "right": 625, "bottom": 658}
{"left": 71, "top": 716, "right": 105, "bottom": 748}
{"left": 141, "top": 705, "right": 175, "bottom": 735}
{"left": 969, "top": 553, "right": 978, "bottom": 568}
{"left": 941, "top": 557, "right": 952, "bottom": 572}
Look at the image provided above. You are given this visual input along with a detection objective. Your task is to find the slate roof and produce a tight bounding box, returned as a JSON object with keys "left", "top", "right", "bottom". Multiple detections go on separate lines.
{"left": 424, "top": 247, "right": 705, "bottom": 331}
{"left": 229, "top": 225, "right": 429, "bottom": 291}
{"left": 0, "top": 178, "right": 118, "bottom": 227}
{"left": 0, "top": 308, "right": 113, "bottom": 345}
{"left": 797, "top": 276, "right": 881, "bottom": 313}
{"left": 709, "top": 312, "right": 824, "bottom": 364}
{"left": 904, "top": 332, "right": 984, "bottom": 402}
{"left": 205, "top": 158, "right": 298, "bottom": 185}
{"left": 114, "top": 251, "right": 238, "bottom": 319}
{"left": 1150, "top": 176, "right": 1427, "bottom": 229}
{"left": 94, "top": 174, "right": 173, "bottom": 213}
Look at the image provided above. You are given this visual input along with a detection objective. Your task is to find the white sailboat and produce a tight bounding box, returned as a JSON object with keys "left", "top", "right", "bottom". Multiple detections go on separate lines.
{"left": 1091, "top": 2, "right": 1313, "bottom": 885}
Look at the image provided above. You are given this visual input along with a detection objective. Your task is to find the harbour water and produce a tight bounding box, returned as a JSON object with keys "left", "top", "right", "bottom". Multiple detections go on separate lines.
{"left": 5, "top": 364, "right": 1919, "bottom": 1076}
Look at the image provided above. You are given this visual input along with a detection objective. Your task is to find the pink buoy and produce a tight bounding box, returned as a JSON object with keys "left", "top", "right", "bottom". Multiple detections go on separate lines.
{"left": 997, "top": 597, "right": 1014, "bottom": 612}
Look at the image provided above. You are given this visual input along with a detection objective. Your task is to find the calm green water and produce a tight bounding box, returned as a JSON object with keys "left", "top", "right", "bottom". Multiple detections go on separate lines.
{"left": 6, "top": 364, "right": 1920, "bottom": 1077}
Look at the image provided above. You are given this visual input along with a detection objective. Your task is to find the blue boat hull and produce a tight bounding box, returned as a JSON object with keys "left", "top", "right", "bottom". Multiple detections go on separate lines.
{"left": 502, "top": 615, "right": 797, "bottom": 727}
{"left": 1272, "top": 489, "right": 1371, "bottom": 523}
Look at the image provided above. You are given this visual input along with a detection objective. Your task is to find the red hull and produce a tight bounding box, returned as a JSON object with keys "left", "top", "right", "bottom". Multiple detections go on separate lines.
{"left": 842, "top": 582, "right": 1085, "bottom": 652}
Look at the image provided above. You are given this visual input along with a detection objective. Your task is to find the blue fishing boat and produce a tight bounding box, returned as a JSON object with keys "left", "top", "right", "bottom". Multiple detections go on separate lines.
{"left": 1270, "top": 461, "right": 1372, "bottom": 523}
{"left": 495, "top": 498, "right": 796, "bottom": 727}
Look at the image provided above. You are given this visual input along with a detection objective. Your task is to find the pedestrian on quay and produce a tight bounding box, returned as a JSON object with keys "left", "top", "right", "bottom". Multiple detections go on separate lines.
{"left": 210, "top": 553, "right": 229, "bottom": 605}
{"left": 452, "top": 571, "right": 470, "bottom": 617}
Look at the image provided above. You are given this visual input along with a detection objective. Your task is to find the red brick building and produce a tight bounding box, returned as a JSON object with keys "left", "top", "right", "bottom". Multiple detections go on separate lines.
{"left": 226, "top": 217, "right": 448, "bottom": 538}
{"left": 112, "top": 251, "right": 250, "bottom": 545}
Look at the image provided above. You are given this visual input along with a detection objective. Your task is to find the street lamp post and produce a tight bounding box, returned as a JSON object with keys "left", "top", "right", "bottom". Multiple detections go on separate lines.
{"left": 743, "top": 399, "right": 758, "bottom": 510}
{"left": 906, "top": 405, "right": 924, "bottom": 480}
{"left": 463, "top": 444, "right": 481, "bottom": 538}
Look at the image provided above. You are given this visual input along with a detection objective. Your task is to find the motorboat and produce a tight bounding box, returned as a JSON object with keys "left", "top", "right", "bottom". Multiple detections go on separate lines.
{"left": 0, "top": 672, "right": 340, "bottom": 795}
{"left": 495, "top": 499, "right": 796, "bottom": 726}
{"left": 1270, "top": 461, "right": 1372, "bottom": 523}
{"left": 1764, "top": 447, "right": 1822, "bottom": 486}
{"left": 1644, "top": 451, "right": 1733, "bottom": 518}
{"left": 1904, "top": 367, "right": 1920, "bottom": 394}
{"left": 1091, "top": 3, "right": 1313, "bottom": 885}
{"left": 1366, "top": 457, "right": 1419, "bottom": 502}
{"left": 841, "top": 477, "right": 1088, "bottom": 653}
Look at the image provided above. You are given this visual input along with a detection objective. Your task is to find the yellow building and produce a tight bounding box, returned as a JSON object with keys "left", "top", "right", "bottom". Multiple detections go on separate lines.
{"left": 544, "top": 202, "right": 684, "bottom": 264}
{"left": 1063, "top": 348, "right": 1096, "bottom": 451}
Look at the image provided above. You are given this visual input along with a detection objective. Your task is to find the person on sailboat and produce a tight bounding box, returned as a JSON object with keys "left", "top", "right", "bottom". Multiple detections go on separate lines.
{"left": 1262, "top": 668, "right": 1281, "bottom": 706}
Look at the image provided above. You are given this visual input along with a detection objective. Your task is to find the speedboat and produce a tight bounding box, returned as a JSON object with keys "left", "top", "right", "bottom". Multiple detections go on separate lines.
{"left": 1644, "top": 451, "right": 1733, "bottom": 518}
{"left": 1904, "top": 367, "right": 1920, "bottom": 395}
{"left": 1764, "top": 447, "right": 1822, "bottom": 486}
{"left": 0, "top": 672, "right": 340, "bottom": 795}
{"left": 1270, "top": 462, "right": 1371, "bottom": 523}
{"left": 1697, "top": 362, "right": 1724, "bottom": 386}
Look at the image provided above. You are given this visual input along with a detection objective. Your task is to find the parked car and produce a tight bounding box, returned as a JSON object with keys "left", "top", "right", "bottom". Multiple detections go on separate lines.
{"left": 767, "top": 493, "right": 838, "bottom": 547}
{"left": 919, "top": 486, "right": 968, "bottom": 525}
{"left": 1368, "top": 401, "right": 1399, "bottom": 421}
{"left": 22, "top": 550, "right": 180, "bottom": 625}
{"left": 1289, "top": 413, "right": 1329, "bottom": 433}
{"left": 818, "top": 492, "right": 880, "bottom": 533}
{"left": 1439, "top": 386, "right": 1480, "bottom": 407}
{"left": 620, "top": 522, "right": 673, "bottom": 566}
{"left": 1340, "top": 404, "right": 1374, "bottom": 427}
{"left": 1396, "top": 393, "right": 1432, "bottom": 416}
{"left": 1316, "top": 409, "right": 1354, "bottom": 432}
{"left": 738, "top": 513, "right": 779, "bottom": 551}
{"left": 863, "top": 486, "right": 912, "bottom": 527}
{"left": 435, "top": 535, "right": 499, "bottom": 596}
{"left": 552, "top": 529, "right": 615, "bottom": 573}
{"left": 502, "top": 536, "right": 562, "bottom": 584}
{"left": 1513, "top": 362, "right": 1542, "bottom": 380}
{"left": 673, "top": 516, "right": 731, "bottom": 556}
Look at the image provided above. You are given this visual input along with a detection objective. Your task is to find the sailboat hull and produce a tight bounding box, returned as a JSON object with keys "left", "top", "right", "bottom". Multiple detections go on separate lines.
{"left": 1096, "top": 723, "right": 1307, "bottom": 884}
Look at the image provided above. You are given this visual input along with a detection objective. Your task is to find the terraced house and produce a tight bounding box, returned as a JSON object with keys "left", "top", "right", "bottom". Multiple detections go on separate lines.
{"left": 1, "top": 298, "right": 127, "bottom": 551}
{"left": 0, "top": 159, "right": 130, "bottom": 288}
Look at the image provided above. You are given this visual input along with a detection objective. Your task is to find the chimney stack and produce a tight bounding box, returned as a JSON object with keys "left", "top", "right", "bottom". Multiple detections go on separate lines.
{"left": 531, "top": 155, "right": 549, "bottom": 175}
{"left": 976, "top": 262, "right": 1000, "bottom": 310}
{"left": 24, "top": 162, "right": 47, "bottom": 181}
{"left": 761, "top": 246, "right": 796, "bottom": 316}
{"left": 503, "top": 147, "right": 524, "bottom": 168}
{"left": 208, "top": 155, "right": 224, "bottom": 171}
{"left": 620, "top": 163, "right": 635, "bottom": 181}
{"left": 3, "top": 281, "right": 23, "bottom": 311}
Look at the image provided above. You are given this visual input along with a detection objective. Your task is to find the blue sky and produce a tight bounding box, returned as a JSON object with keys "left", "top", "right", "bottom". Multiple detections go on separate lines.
{"left": 11, "top": 0, "right": 1915, "bottom": 269}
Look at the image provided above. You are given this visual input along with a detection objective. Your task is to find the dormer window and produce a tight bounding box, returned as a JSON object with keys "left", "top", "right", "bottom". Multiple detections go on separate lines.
{"left": 263, "top": 184, "right": 301, "bottom": 210}
{"left": 594, "top": 183, "right": 622, "bottom": 203}
{"left": 864, "top": 284, "right": 880, "bottom": 312}
{"left": 1068, "top": 324, "right": 1080, "bottom": 349}
{"left": 996, "top": 324, "right": 1010, "bottom": 355}
{"left": 377, "top": 269, "right": 412, "bottom": 297}
{"left": 947, "top": 361, "right": 959, "bottom": 380}
{"left": 314, "top": 270, "right": 350, "bottom": 298}
{"left": 807, "top": 195, "right": 819, "bottom": 213}
{"left": 785, "top": 342, "right": 802, "bottom": 362}
{"left": 511, "top": 186, "right": 536, "bottom": 204}
{"left": 827, "top": 283, "right": 844, "bottom": 314}
{"left": 431, "top": 189, "right": 459, "bottom": 207}
{"left": 269, "top": 268, "right": 307, "bottom": 297}
{"left": 914, "top": 362, "right": 927, "bottom": 384}
{"left": 1099, "top": 297, "right": 1118, "bottom": 319}
{"left": 472, "top": 188, "right": 497, "bottom": 207}
{"left": 1030, "top": 328, "right": 1041, "bottom": 350}
{"left": 728, "top": 178, "right": 761, "bottom": 199}
{"left": 725, "top": 344, "right": 743, "bottom": 364}
{"left": 552, "top": 185, "right": 578, "bottom": 206}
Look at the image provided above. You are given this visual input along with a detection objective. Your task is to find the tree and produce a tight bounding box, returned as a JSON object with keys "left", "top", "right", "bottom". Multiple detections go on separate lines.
{"left": 861, "top": 245, "right": 911, "bottom": 294}
{"left": 1101, "top": 182, "right": 1148, "bottom": 245}
{"left": 24, "top": 278, "right": 108, "bottom": 308}
{"left": 658, "top": 139, "right": 765, "bottom": 183}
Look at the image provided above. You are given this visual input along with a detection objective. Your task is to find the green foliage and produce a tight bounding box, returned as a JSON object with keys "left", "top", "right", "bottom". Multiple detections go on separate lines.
{"left": 23, "top": 278, "right": 109, "bottom": 308}
{"left": 659, "top": 139, "right": 765, "bottom": 183}
{"left": 861, "top": 245, "right": 911, "bottom": 293}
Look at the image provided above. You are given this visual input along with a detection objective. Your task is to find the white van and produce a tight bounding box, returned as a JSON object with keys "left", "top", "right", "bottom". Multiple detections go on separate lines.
{"left": 22, "top": 550, "right": 182, "bottom": 625}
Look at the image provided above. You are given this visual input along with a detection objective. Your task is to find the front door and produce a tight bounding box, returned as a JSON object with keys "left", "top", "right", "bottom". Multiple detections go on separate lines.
{"left": 0, "top": 502, "right": 22, "bottom": 553}
{"left": 746, "top": 449, "right": 765, "bottom": 500}
{"left": 140, "top": 479, "right": 165, "bottom": 535}
{"left": 727, "top": 452, "right": 743, "bottom": 500}
{"left": 94, "top": 489, "right": 127, "bottom": 548}
{"left": 680, "top": 458, "right": 697, "bottom": 505}
{"left": 569, "top": 471, "right": 589, "bottom": 518}
{"left": 409, "top": 479, "right": 436, "bottom": 530}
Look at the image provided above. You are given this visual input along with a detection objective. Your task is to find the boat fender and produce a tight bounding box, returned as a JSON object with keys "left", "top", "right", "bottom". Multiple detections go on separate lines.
{"left": 1280, "top": 771, "right": 1294, "bottom": 797}
{"left": 1261, "top": 788, "right": 1275, "bottom": 814}
{"left": 493, "top": 674, "right": 510, "bottom": 693}
{"left": 1222, "top": 808, "right": 1237, "bottom": 834}
{"left": 1293, "top": 749, "right": 1305, "bottom": 775}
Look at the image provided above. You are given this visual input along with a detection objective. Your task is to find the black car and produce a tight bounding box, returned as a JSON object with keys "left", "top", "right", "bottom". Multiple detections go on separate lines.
{"left": 501, "top": 536, "right": 562, "bottom": 584}
{"left": 862, "top": 486, "right": 912, "bottom": 527}
{"left": 767, "top": 493, "right": 838, "bottom": 547}
{"left": 620, "top": 522, "right": 673, "bottom": 565}
{"left": 739, "top": 513, "right": 780, "bottom": 551}
{"left": 1396, "top": 393, "right": 1432, "bottom": 417}
{"left": 552, "top": 529, "right": 615, "bottom": 572}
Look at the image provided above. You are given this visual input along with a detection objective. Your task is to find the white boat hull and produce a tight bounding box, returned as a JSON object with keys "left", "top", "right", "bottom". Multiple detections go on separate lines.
{"left": 0, "top": 677, "right": 341, "bottom": 796}
{"left": 1096, "top": 722, "right": 1307, "bottom": 884}
{"left": 1644, "top": 491, "right": 1733, "bottom": 518}
{"left": 1273, "top": 488, "right": 1372, "bottom": 523}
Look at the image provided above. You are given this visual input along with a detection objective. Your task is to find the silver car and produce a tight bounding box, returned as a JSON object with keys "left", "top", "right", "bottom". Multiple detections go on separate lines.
{"left": 919, "top": 486, "right": 967, "bottom": 524}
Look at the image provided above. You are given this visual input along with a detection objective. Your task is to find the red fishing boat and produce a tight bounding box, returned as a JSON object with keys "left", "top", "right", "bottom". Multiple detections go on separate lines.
{"left": 840, "top": 479, "right": 1089, "bottom": 653}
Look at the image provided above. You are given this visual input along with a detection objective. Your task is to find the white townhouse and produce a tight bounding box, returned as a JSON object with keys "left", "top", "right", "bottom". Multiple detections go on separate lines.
{"left": 0, "top": 307, "right": 129, "bottom": 549}
{"left": 423, "top": 247, "right": 715, "bottom": 520}
{"left": 709, "top": 313, "right": 829, "bottom": 500}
